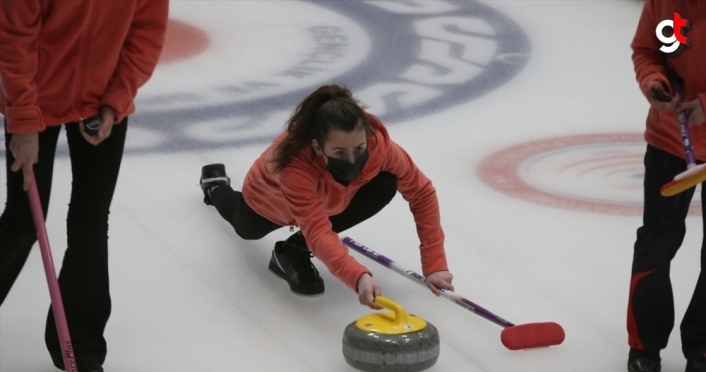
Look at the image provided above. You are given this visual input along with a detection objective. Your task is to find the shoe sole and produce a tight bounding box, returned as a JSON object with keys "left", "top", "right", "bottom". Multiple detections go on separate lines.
{"left": 628, "top": 363, "right": 661, "bottom": 372}
{"left": 268, "top": 260, "right": 324, "bottom": 296}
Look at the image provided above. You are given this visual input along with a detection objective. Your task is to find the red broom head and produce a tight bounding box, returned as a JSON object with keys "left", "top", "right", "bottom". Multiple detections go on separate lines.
{"left": 500, "top": 322, "right": 565, "bottom": 350}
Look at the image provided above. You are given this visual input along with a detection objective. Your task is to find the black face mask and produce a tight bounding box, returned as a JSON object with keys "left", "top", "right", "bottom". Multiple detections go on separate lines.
{"left": 325, "top": 150, "right": 369, "bottom": 183}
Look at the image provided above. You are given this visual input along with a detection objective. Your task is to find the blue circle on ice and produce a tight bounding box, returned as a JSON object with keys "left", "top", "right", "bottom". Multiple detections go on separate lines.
{"left": 6, "top": 1, "right": 530, "bottom": 155}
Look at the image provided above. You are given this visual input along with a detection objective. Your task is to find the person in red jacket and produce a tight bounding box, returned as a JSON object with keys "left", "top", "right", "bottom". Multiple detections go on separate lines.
{"left": 0, "top": 2, "right": 168, "bottom": 371}
{"left": 199, "top": 84, "right": 454, "bottom": 307}
{"left": 628, "top": 1, "right": 706, "bottom": 372}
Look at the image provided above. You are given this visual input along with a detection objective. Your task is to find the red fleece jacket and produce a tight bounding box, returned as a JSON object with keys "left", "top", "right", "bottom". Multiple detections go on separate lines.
{"left": 632, "top": 0, "right": 706, "bottom": 159}
{"left": 0, "top": 0, "right": 168, "bottom": 132}
{"left": 242, "top": 115, "right": 448, "bottom": 291}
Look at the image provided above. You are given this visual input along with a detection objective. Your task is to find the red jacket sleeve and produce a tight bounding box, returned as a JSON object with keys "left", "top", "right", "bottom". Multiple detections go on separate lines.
{"left": 381, "top": 139, "right": 448, "bottom": 276}
{"left": 631, "top": 0, "right": 670, "bottom": 97}
{"left": 0, "top": 0, "right": 45, "bottom": 133}
{"left": 101, "top": 0, "right": 168, "bottom": 122}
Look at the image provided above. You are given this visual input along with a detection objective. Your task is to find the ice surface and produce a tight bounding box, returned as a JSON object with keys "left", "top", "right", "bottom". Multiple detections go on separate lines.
{"left": 2, "top": 1, "right": 700, "bottom": 371}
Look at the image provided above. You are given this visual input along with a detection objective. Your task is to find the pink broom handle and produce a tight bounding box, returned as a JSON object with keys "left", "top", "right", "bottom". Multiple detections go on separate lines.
{"left": 27, "top": 174, "right": 77, "bottom": 372}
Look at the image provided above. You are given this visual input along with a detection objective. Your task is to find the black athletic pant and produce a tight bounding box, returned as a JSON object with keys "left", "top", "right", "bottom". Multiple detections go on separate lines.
{"left": 0, "top": 119, "right": 128, "bottom": 368}
{"left": 628, "top": 144, "right": 706, "bottom": 358}
{"left": 210, "top": 171, "right": 398, "bottom": 240}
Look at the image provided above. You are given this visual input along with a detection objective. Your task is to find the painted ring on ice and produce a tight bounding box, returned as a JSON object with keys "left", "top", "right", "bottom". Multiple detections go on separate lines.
{"left": 477, "top": 133, "right": 701, "bottom": 216}
{"left": 125, "top": 0, "right": 531, "bottom": 154}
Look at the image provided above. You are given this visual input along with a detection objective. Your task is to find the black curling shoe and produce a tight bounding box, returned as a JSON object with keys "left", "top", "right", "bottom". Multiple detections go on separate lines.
{"left": 268, "top": 235, "right": 324, "bottom": 295}
{"left": 628, "top": 349, "right": 661, "bottom": 372}
{"left": 200, "top": 163, "right": 230, "bottom": 205}
{"left": 686, "top": 355, "right": 706, "bottom": 372}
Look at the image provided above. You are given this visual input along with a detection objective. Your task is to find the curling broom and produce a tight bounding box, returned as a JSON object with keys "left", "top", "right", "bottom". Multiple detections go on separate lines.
{"left": 660, "top": 79, "right": 706, "bottom": 196}
{"left": 341, "top": 236, "right": 565, "bottom": 350}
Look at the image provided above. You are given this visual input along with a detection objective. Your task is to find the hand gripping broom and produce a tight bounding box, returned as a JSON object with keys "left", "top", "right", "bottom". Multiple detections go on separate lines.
{"left": 660, "top": 78, "right": 706, "bottom": 196}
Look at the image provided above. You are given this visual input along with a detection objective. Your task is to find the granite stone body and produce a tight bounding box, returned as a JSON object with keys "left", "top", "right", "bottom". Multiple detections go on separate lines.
{"left": 342, "top": 321, "right": 440, "bottom": 372}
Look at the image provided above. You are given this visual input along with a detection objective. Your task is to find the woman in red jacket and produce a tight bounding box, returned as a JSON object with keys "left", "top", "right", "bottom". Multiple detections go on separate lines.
{"left": 0, "top": 2, "right": 168, "bottom": 371}
{"left": 628, "top": 1, "right": 706, "bottom": 372}
{"left": 200, "top": 84, "right": 454, "bottom": 308}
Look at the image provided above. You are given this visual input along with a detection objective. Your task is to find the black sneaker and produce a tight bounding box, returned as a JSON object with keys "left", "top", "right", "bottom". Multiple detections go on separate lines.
{"left": 268, "top": 234, "right": 324, "bottom": 295}
{"left": 628, "top": 349, "right": 661, "bottom": 372}
{"left": 686, "top": 355, "right": 706, "bottom": 372}
{"left": 200, "top": 163, "right": 230, "bottom": 205}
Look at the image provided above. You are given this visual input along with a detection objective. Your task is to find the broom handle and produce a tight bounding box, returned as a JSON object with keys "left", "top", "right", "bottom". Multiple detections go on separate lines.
{"left": 341, "top": 236, "right": 514, "bottom": 328}
{"left": 28, "top": 176, "right": 78, "bottom": 372}
{"left": 671, "top": 77, "right": 695, "bottom": 168}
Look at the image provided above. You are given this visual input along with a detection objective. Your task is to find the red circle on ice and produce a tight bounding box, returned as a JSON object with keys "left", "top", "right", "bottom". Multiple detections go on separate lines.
{"left": 159, "top": 19, "right": 210, "bottom": 64}
{"left": 477, "top": 133, "right": 701, "bottom": 216}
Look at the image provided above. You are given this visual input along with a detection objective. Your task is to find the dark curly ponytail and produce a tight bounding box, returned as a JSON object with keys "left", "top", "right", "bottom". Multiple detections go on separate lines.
{"left": 271, "top": 84, "right": 373, "bottom": 173}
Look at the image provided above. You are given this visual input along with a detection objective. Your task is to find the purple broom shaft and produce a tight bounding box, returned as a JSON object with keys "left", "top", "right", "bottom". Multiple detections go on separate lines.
{"left": 672, "top": 78, "right": 695, "bottom": 166}
{"left": 28, "top": 177, "right": 77, "bottom": 372}
{"left": 341, "top": 237, "right": 395, "bottom": 267}
{"left": 341, "top": 236, "right": 514, "bottom": 328}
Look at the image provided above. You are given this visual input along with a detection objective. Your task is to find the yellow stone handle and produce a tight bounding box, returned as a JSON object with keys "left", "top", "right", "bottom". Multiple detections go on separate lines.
{"left": 374, "top": 296, "right": 412, "bottom": 327}
{"left": 355, "top": 296, "right": 426, "bottom": 334}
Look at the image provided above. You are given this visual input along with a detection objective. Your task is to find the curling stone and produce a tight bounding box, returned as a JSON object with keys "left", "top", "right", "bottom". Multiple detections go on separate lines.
{"left": 342, "top": 296, "right": 440, "bottom": 372}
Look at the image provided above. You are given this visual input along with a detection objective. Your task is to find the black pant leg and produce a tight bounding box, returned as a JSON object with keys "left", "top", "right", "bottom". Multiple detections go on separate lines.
{"left": 628, "top": 145, "right": 693, "bottom": 351}
{"left": 329, "top": 172, "right": 397, "bottom": 233}
{"left": 680, "top": 184, "right": 706, "bottom": 357}
{"left": 210, "top": 186, "right": 282, "bottom": 240}
{"left": 45, "top": 119, "right": 128, "bottom": 368}
{"left": 211, "top": 171, "right": 397, "bottom": 241}
{"left": 0, "top": 122, "right": 61, "bottom": 305}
